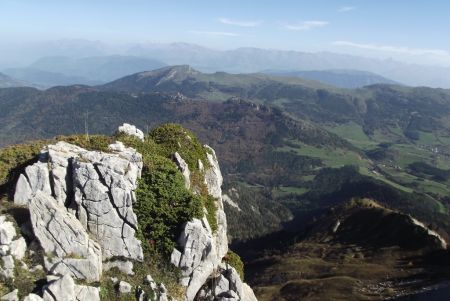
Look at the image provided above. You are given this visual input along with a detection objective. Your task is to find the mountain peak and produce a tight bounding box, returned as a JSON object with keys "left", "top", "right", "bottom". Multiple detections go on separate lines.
{"left": 138, "top": 65, "right": 200, "bottom": 79}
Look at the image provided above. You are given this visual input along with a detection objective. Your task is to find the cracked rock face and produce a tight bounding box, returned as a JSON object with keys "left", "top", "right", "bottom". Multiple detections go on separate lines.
{"left": 30, "top": 191, "right": 102, "bottom": 282}
{"left": 71, "top": 142, "right": 143, "bottom": 261}
{"left": 171, "top": 147, "right": 257, "bottom": 301}
{"left": 42, "top": 274, "right": 99, "bottom": 301}
{"left": 14, "top": 140, "right": 144, "bottom": 281}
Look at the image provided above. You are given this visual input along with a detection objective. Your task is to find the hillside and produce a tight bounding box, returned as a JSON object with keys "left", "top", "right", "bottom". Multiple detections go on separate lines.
{"left": 100, "top": 66, "right": 450, "bottom": 139}
{"left": 246, "top": 199, "right": 450, "bottom": 301}
{"left": 263, "top": 69, "right": 399, "bottom": 88}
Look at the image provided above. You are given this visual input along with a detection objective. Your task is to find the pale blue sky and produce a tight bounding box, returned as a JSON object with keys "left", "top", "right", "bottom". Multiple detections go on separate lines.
{"left": 1, "top": 0, "right": 450, "bottom": 65}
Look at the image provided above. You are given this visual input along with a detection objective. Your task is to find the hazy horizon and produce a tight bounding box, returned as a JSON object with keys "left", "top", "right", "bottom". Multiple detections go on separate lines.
{"left": 1, "top": 0, "right": 450, "bottom": 68}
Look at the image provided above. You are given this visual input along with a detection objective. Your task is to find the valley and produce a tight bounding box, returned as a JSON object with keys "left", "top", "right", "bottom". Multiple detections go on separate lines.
{"left": 1, "top": 66, "right": 450, "bottom": 300}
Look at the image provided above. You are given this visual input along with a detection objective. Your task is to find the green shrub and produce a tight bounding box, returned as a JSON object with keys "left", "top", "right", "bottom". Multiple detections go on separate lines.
{"left": 203, "top": 195, "right": 218, "bottom": 233}
{"left": 55, "top": 134, "right": 113, "bottom": 152}
{"left": 224, "top": 250, "right": 245, "bottom": 280}
{"left": 0, "top": 141, "right": 47, "bottom": 195}
{"left": 149, "top": 123, "right": 209, "bottom": 171}
{"left": 135, "top": 156, "right": 203, "bottom": 256}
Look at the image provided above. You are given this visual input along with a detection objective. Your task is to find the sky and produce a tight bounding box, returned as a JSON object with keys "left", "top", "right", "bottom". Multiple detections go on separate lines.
{"left": 1, "top": 0, "right": 450, "bottom": 66}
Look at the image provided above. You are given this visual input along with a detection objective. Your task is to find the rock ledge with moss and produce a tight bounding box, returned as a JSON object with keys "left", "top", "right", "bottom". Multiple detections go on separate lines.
{"left": 0, "top": 124, "right": 257, "bottom": 301}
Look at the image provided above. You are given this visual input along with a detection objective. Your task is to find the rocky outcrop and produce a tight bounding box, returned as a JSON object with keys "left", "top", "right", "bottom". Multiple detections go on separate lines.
{"left": 171, "top": 148, "right": 256, "bottom": 301}
{"left": 201, "top": 264, "right": 258, "bottom": 301}
{"left": 5, "top": 124, "right": 257, "bottom": 301}
{"left": 13, "top": 140, "right": 144, "bottom": 282}
{"left": 117, "top": 123, "right": 145, "bottom": 141}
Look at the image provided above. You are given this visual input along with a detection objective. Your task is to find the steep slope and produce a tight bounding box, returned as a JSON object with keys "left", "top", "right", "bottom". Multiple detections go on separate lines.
{"left": 0, "top": 124, "right": 257, "bottom": 301}
{"left": 263, "top": 69, "right": 399, "bottom": 88}
{"left": 247, "top": 199, "right": 450, "bottom": 301}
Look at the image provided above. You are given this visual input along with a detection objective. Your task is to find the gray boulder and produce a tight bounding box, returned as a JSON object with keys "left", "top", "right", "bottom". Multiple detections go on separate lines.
{"left": 117, "top": 123, "right": 145, "bottom": 141}
{"left": 118, "top": 281, "right": 132, "bottom": 294}
{"left": 0, "top": 216, "right": 16, "bottom": 245}
{"left": 43, "top": 274, "right": 99, "bottom": 301}
{"left": 43, "top": 274, "right": 75, "bottom": 301}
{"left": 9, "top": 237, "right": 26, "bottom": 260}
{"left": 0, "top": 255, "right": 14, "bottom": 280}
{"left": 103, "top": 260, "right": 134, "bottom": 275}
{"left": 14, "top": 161, "right": 51, "bottom": 206}
{"left": 23, "top": 294, "right": 43, "bottom": 301}
{"left": 0, "top": 289, "right": 18, "bottom": 301}
{"left": 29, "top": 191, "right": 102, "bottom": 282}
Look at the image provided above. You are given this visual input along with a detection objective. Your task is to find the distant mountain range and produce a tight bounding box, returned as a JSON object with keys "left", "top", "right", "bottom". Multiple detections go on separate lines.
{"left": 263, "top": 69, "right": 399, "bottom": 88}
{"left": 127, "top": 43, "right": 450, "bottom": 88}
{"left": 3, "top": 55, "right": 166, "bottom": 88}
{"left": 1, "top": 40, "right": 450, "bottom": 88}
{"left": 0, "top": 72, "right": 37, "bottom": 88}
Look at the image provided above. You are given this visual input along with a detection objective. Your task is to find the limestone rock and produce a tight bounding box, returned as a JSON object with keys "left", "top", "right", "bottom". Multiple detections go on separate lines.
{"left": 0, "top": 245, "right": 9, "bottom": 256}
{"left": 43, "top": 274, "right": 99, "bottom": 301}
{"left": 0, "top": 217, "right": 16, "bottom": 245}
{"left": 170, "top": 248, "right": 182, "bottom": 267}
{"left": 205, "top": 265, "right": 258, "bottom": 301}
{"left": 214, "top": 274, "right": 230, "bottom": 297}
{"left": 242, "top": 283, "right": 258, "bottom": 301}
{"left": 14, "top": 161, "right": 51, "bottom": 206}
{"left": 103, "top": 260, "right": 134, "bottom": 275}
{"left": 9, "top": 237, "right": 26, "bottom": 260}
{"left": 71, "top": 143, "right": 143, "bottom": 261}
{"left": 15, "top": 140, "right": 144, "bottom": 275}
{"left": 118, "top": 281, "right": 132, "bottom": 294}
{"left": 0, "top": 255, "right": 14, "bottom": 280}
{"left": 203, "top": 145, "right": 223, "bottom": 200}
{"left": 23, "top": 294, "right": 43, "bottom": 301}
{"left": 117, "top": 123, "right": 145, "bottom": 141}
{"left": 29, "top": 191, "right": 102, "bottom": 282}
{"left": 174, "top": 152, "right": 191, "bottom": 189}
{"left": 74, "top": 285, "right": 100, "bottom": 301}
{"left": 0, "top": 289, "right": 18, "bottom": 301}
{"left": 43, "top": 274, "right": 75, "bottom": 301}
{"left": 176, "top": 218, "right": 217, "bottom": 300}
